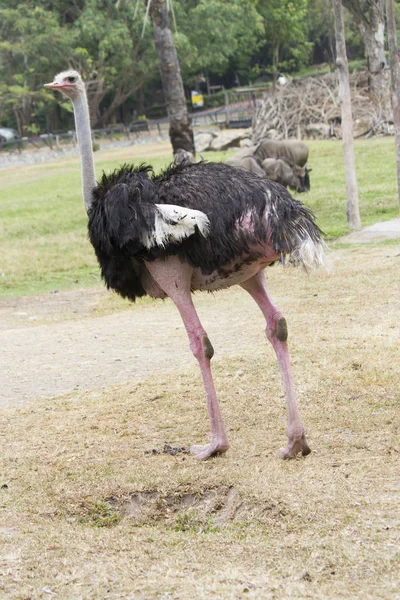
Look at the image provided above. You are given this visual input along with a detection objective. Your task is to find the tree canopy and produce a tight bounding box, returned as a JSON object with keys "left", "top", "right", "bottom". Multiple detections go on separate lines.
{"left": 0, "top": 0, "right": 384, "bottom": 135}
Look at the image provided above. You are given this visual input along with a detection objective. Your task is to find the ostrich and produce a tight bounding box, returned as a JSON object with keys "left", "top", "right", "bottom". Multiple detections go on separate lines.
{"left": 45, "top": 71, "right": 325, "bottom": 461}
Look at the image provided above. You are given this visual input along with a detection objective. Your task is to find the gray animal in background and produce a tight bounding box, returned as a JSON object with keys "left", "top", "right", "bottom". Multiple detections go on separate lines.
{"left": 261, "top": 158, "right": 308, "bottom": 193}
{"left": 225, "top": 138, "right": 311, "bottom": 193}
{"left": 228, "top": 145, "right": 259, "bottom": 159}
{"left": 255, "top": 139, "right": 311, "bottom": 192}
{"left": 225, "top": 155, "right": 266, "bottom": 177}
{"left": 254, "top": 139, "right": 309, "bottom": 168}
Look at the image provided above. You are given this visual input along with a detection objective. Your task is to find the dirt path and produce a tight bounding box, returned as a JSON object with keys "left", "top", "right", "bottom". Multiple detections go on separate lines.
{"left": 0, "top": 285, "right": 264, "bottom": 408}
{"left": 2, "top": 240, "right": 399, "bottom": 408}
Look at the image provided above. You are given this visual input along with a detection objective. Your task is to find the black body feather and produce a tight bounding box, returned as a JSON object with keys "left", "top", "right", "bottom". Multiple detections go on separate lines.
{"left": 88, "top": 162, "right": 322, "bottom": 301}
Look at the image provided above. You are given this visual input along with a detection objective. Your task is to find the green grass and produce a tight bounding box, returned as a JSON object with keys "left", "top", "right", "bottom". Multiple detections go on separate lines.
{"left": 0, "top": 147, "right": 174, "bottom": 297}
{"left": 0, "top": 138, "right": 399, "bottom": 297}
{"left": 307, "top": 137, "right": 399, "bottom": 238}
{"left": 296, "top": 59, "right": 367, "bottom": 79}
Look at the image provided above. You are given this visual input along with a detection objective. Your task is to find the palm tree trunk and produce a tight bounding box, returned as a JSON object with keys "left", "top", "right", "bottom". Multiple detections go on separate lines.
{"left": 386, "top": 0, "right": 400, "bottom": 207}
{"left": 147, "top": 0, "right": 195, "bottom": 156}
{"left": 333, "top": 0, "right": 361, "bottom": 230}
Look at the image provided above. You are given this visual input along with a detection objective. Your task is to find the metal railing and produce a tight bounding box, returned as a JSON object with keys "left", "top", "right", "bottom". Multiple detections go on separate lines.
{"left": 0, "top": 121, "right": 167, "bottom": 155}
{"left": 0, "top": 90, "right": 268, "bottom": 155}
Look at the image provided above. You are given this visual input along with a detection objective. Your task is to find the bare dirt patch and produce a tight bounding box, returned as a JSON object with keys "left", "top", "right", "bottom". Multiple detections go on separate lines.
{"left": 0, "top": 283, "right": 274, "bottom": 407}
{"left": 118, "top": 486, "right": 255, "bottom": 526}
{"left": 0, "top": 286, "right": 112, "bottom": 331}
{"left": 1, "top": 242, "right": 399, "bottom": 409}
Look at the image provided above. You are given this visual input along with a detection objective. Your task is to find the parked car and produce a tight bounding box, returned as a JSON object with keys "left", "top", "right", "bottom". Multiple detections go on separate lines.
{"left": 0, "top": 127, "right": 19, "bottom": 142}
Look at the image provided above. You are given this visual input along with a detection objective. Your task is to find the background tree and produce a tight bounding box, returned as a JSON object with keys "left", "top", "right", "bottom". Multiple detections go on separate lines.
{"left": 255, "top": 0, "right": 312, "bottom": 88}
{"left": 146, "top": 0, "right": 194, "bottom": 155}
{"left": 0, "top": 0, "right": 157, "bottom": 132}
{"left": 307, "top": 0, "right": 364, "bottom": 68}
{"left": 173, "top": 0, "right": 264, "bottom": 86}
{"left": 0, "top": 0, "right": 395, "bottom": 137}
{"left": 386, "top": 0, "right": 400, "bottom": 207}
{"left": 0, "top": 4, "right": 70, "bottom": 135}
{"left": 69, "top": 0, "right": 155, "bottom": 127}
{"left": 333, "top": 0, "right": 361, "bottom": 229}
{"left": 341, "top": 0, "right": 388, "bottom": 109}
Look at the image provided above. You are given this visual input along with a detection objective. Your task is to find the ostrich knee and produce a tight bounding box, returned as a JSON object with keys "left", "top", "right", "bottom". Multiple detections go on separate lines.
{"left": 189, "top": 332, "right": 214, "bottom": 362}
{"left": 201, "top": 335, "right": 214, "bottom": 360}
{"left": 266, "top": 312, "right": 288, "bottom": 344}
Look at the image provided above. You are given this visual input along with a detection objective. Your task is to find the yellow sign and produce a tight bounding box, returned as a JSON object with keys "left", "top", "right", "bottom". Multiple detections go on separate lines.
{"left": 191, "top": 91, "right": 204, "bottom": 108}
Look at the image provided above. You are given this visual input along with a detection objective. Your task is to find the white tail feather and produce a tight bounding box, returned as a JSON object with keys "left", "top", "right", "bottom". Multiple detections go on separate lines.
{"left": 141, "top": 204, "right": 210, "bottom": 249}
{"left": 288, "top": 234, "right": 326, "bottom": 270}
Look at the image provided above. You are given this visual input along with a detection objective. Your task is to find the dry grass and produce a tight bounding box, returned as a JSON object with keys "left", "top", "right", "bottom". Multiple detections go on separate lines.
{"left": 1, "top": 242, "right": 400, "bottom": 599}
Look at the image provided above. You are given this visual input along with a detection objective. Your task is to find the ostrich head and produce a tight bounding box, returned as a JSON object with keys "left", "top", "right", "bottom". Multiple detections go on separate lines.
{"left": 44, "top": 69, "right": 94, "bottom": 212}
{"left": 44, "top": 70, "right": 84, "bottom": 100}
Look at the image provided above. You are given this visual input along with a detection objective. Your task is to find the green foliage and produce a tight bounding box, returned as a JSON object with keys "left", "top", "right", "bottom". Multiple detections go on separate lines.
{"left": 57, "top": 0, "right": 157, "bottom": 127}
{"left": 0, "top": 0, "right": 157, "bottom": 132}
{"left": 174, "top": 0, "right": 264, "bottom": 81}
{"left": 0, "top": 0, "right": 372, "bottom": 133}
{"left": 0, "top": 3, "right": 72, "bottom": 133}
{"left": 255, "top": 0, "right": 313, "bottom": 78}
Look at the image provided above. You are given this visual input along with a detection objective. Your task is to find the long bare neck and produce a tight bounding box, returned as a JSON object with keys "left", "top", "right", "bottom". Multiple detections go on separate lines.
{"left": 72, "top": 91, "right": 96, "bottom": 212}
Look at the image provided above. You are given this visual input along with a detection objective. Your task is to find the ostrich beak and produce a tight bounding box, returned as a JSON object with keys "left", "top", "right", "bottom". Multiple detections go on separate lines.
{"left": 44, "top": 81, "right": 71, "bottom": 90}
{"left": 44, "top": 81, "right": 60, "bottom": 89}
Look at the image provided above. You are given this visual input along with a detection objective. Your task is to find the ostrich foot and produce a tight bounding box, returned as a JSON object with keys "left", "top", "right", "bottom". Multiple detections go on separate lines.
{"left": 190, "top": 439, "right": 229, "bottom": 461}
{"left": 278, "top": 424, "right": 311, "bottom": 459}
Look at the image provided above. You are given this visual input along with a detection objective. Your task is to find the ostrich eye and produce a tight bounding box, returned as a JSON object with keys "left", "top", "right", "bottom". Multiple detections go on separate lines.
{"left": 67, "top": 76, "right": 76, "bottom": 83}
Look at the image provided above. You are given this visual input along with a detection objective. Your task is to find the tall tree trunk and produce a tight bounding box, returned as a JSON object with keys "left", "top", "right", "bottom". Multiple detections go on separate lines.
{"left": 272, "top": 41, "right": 280, "bottom": 90}
{"left": 359, "top": 1, "right": 388, "bottom": 109}
{"left": 13, "top": 108, "right": 22, "bottom": 138}
{"left": 333, "top": 0, "right": 362, "bottom": 229}
{"left": 342, "top": 0, "right": 389, "bottom": 114}
{"left": 386, "top": 0, "right": 400, "bottom": 207}
{"left": 147, "top": 0, "right": 195, "bottom": 156}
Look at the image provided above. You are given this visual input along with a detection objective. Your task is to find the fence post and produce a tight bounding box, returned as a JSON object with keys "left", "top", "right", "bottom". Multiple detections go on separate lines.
{"left": 225, "top": 91, "right": 230, "bottom": 126}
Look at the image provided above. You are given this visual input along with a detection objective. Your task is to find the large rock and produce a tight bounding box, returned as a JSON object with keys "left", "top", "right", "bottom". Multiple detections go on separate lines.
{"left": 305, "top": 122, "right": 331, "bottom": 139}
{"left": 265, "top": 128, "right": 281, "bottom": 140}
{"left": 209, "top": 129, "right": 250, "bottom": 151}
{"left": 194, "top": 132, "right": 215, "bottom": 153}
{"left": 239, "top": 137, "right": 254, "bottom": 147}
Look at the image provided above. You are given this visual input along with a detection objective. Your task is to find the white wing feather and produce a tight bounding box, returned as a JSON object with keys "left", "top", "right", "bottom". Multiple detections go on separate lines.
{"left": 141, "top": 204, "right": 210, "bottom": 249}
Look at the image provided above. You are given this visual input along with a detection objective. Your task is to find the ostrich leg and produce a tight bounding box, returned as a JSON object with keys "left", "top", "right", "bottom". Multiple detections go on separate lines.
{"left": 146, "top": 258, "right": 229, "bottom": 460}
{"left": 241, "top": 270, "right": 311, "bottom": 458}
